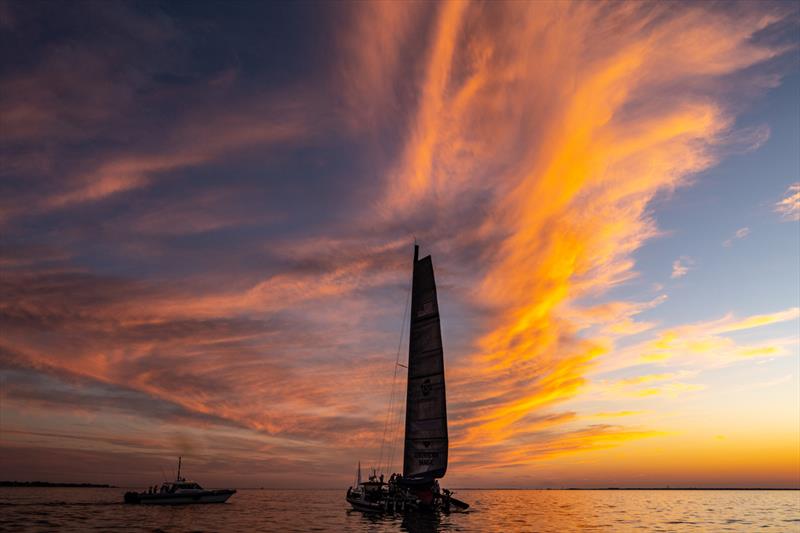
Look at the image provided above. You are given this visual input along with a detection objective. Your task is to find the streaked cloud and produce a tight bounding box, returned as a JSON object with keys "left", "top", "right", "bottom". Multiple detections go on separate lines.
{"left": 589, "top": 411, "right": 644, "bottom": 419}
{"left": 775, "top": 182, "right": 800, "bottom": 221}
{"left": 1, "top": 0, "right": 797, "bottom": 486}
{"left": 596, "top": 307, "right": 799, "bottom": 374}
{"left": 723, "top": 227, "right": 750, "bottom": 247}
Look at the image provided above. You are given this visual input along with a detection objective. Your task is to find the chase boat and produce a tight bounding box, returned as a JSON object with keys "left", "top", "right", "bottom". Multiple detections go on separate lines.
{"left": 124, "top": 457, "right": 236, "bottom": 505}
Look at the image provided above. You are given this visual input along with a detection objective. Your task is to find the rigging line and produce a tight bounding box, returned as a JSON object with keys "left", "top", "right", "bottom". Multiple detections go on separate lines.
{"left": 377, "top": 273, "right": 412, "bottom": 474}
{"left": 386, "top": 321, "right": 410, "bottom": 472}
{"left": 386, "top": 364, "right": 407, "bottom": 476}
{"left": 377, "top": 262, "right": 413, "bottom": 474}
{"left": 386, "top": 350, "right": 407, "bottom": 475}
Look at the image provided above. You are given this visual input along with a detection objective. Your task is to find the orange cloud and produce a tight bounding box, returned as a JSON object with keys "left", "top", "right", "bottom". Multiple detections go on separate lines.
{"left": 44, "top": 101, "right": 310, "bottom": 210}
{"left": 593, "top": 307, "right": 799, "bottom": 379}
{"left": 365, "top": 1, "right": 789, "bottom": 468}
{"left": 712, "top": 307, "right": 800, "bottom": 335}
{"left": 1, "top": 1, "right": 796, "bottom": 487}
{"left": 490, "top": 425, "right": 663, "bottom": 468}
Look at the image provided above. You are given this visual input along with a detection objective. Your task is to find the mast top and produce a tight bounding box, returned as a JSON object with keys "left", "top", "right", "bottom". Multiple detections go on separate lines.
{"left": 414, "top": 244, "right": 419, "bottom": 262}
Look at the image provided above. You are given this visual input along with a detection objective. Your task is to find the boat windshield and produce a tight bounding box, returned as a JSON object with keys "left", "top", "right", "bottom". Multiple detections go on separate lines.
{"left": 160, "top": 482, "right": 203, "bottom": 492}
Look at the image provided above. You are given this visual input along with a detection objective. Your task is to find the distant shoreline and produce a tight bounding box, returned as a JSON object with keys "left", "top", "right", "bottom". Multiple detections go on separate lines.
{"left": 0, "top": 481, "right": 115, "bottom": 488}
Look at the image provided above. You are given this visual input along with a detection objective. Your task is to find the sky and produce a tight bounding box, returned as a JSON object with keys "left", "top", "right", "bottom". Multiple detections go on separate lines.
{"left": 0, "top": 1, "right": 798, "bottom": 489}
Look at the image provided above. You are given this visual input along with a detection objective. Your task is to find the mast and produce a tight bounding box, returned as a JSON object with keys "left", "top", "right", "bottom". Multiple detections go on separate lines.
{"left": 402, "top": 244, "right": 448, "bottom": 483}
{"left": 177, "top": 456, "right": 182, "bottom": 481}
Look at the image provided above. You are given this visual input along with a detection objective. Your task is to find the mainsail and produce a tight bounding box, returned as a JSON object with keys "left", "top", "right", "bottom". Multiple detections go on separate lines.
{"left": 402, "top": 245, "right": 448, "bottom": 482}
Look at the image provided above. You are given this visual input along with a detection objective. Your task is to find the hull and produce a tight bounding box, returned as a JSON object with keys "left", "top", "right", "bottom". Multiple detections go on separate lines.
{"left": 124, "top": 489, "right": 235, "bottom": 505}
{"left": 345, "top": 488, "right": 468, "bottom": 514}
{"left": 346, "top": 494, "right": 386, "bottom": 513}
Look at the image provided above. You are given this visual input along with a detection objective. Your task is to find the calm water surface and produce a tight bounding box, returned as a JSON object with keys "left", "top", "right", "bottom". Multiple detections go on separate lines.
{"left": 1, "top": 488, "right": 798, "bottom": 532}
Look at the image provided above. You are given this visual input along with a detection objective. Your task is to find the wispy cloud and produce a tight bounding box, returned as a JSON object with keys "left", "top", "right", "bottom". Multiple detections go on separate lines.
{"left": 775, "top": 182, "right": 800, "bottom": 221}
{"left": 671, "top": 256, "right": 694, "bottom": 279}
{"left": 723, "top": 226, "right": 750, "bottom": 247}
{"left": 0, "top": 0, "right": 797, "bottom": 485}
{"left": 359, "top": 0, "right": 792, "bottom": 466}
{"left": 596, "top": 307, "right": 800, "bottom": 375}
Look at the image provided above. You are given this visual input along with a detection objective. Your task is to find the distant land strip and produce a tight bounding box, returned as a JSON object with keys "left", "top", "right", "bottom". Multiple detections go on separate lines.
{"left": 0, "top": 481, "right": 115, "bottom": 488}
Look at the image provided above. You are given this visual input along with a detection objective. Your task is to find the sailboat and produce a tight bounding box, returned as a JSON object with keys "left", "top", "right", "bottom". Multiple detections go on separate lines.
{"left": 346, "top": 245, "right": 469, "bottom": 512}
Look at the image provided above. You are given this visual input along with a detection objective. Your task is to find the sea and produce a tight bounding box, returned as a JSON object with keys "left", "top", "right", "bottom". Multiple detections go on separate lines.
{"left": 1, "top": 488, "right": 798, "bottom": 532}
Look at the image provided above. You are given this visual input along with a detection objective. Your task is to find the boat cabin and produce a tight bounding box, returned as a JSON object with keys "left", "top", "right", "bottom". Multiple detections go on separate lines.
{"left": 361, "top": 481, "right": 385, "bottom": 492}
{"left": 160, "top": 480, "right": 204, "bottom": 493}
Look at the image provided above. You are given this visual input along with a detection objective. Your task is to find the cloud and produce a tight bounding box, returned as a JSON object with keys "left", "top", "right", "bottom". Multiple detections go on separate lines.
{"left": 595, "top": 307, "right": 800, "bottom": 375}
{"left": 0, "top": 1, "right": 797, "bottom": 484}
{"left": 671, "top": 256, "right": 694, "bottom": 279}
{"left": 618, "top": 372, "right": 694, "bottom": 386}
{"left": 587, "top": 370, "right": 706, "bottom": 400}
{"left": 775, "top": 182, "right": 800, "bottom": 221}
{"left": 634, "top": 382, "right": 706, "bottom": 397}
{"left": 363, "top": 3, "right": 792, "bottom": 466}
{"left": 710, "top": 307, "right": 800, "bottom": 334}
{"left": 0, "top": 3, "right": 319, "bottom": 228}
{"left": 34, "top": 94, "right": 311, "bottom": 213}
{"left": 483, "top": 425, "right": 663, "bottom": 469}
{"left": 0, "top": 267, "right": 392, "bottom": 445}
{"left": 589, "top": 410, "right": 644, "bottom": 419}
{"left": 723, "top": 226, "right": 750, "bottom": 246}
{"left": 567, "top": 294, "right": 667, "bottom": 337}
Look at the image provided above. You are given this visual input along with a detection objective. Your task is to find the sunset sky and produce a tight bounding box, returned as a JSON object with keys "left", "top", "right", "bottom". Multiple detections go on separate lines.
{"left": 1, "top": 1, "right": 798, "bottom": 489}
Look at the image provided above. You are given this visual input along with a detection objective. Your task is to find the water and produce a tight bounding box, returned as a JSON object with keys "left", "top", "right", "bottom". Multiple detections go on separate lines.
{"left": 1, "top": 488, "right": 798, "bottom": 532}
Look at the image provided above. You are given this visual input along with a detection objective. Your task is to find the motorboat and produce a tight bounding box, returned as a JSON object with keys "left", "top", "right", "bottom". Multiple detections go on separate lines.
{"left": 124, "top": 457, "right": 236, "bottom": 505}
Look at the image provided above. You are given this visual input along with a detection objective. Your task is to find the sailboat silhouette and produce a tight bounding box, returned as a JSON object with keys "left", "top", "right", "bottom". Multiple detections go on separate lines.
{"left": 346, "top": 245, "right": 468, "bottom": 512}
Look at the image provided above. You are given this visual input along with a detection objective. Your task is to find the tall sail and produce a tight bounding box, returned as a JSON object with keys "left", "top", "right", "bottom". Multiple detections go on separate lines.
{"left": 403, "top": 245, "right": 448, "bottom": 482}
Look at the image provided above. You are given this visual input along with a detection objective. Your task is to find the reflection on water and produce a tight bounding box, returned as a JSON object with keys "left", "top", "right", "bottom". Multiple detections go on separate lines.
{"left": 1, "top": 488, "right": 798, "bottom": 532}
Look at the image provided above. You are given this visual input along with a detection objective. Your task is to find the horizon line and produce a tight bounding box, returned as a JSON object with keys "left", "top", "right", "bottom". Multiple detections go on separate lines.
{"left": 4, "top": 481, "right": 797, "bottom": 491}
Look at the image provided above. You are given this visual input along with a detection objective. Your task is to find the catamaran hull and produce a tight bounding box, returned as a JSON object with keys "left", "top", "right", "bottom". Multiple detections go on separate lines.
{"left": 346, "top": 495, "right": 420, "bottom": 513}
{"left": 124, "top": 490, "right": 236, "bottom": 505}
{"left": 346, "top": 490, "right": 467, "bottom": 513}
{"left": 346, "top": 496, "right": 387, "bottom": 512}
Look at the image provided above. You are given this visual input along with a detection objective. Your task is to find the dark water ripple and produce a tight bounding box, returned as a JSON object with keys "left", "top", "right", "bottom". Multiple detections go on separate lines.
{"left": 0, "top": 488, "right": 798, "bottom": 532}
